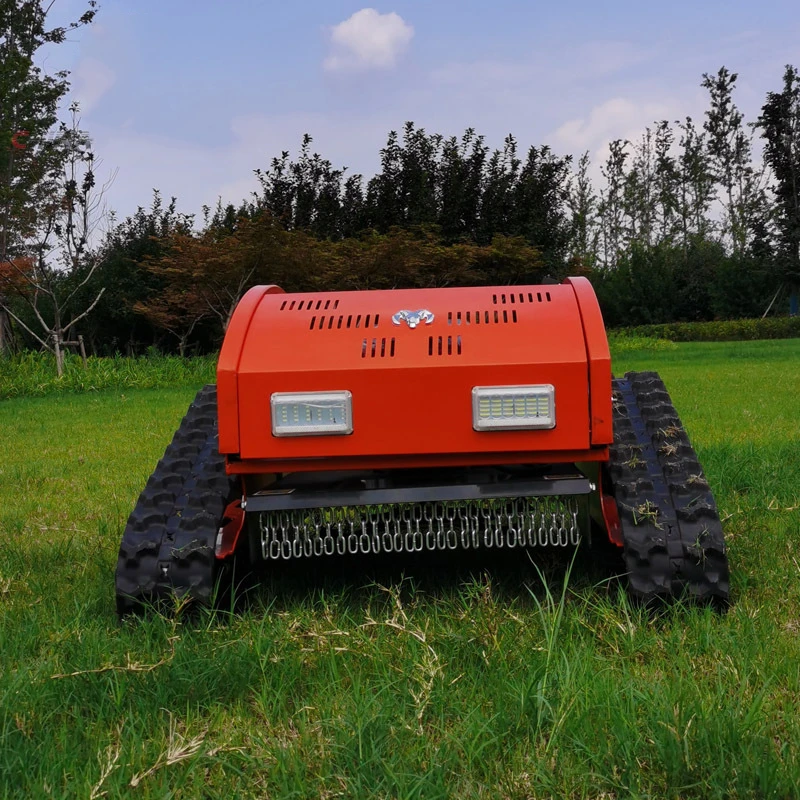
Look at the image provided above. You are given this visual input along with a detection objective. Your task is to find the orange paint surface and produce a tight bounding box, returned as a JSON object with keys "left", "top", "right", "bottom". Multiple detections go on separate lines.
{"left": 218, "top": 281, "right": 612, "bottom": 473}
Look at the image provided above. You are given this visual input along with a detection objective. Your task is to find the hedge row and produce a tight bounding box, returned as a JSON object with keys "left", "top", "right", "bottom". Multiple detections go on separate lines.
{"left": 618, "top": 316, "right": 800, "bottom": 342}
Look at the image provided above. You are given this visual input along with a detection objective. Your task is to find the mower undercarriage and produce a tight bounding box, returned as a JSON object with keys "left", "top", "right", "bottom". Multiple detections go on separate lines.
{"left": 251, "top": 472, "right": 589, "bottom": 561}
{"left": 115, "top": 374, "right": 730, "bottom": 615}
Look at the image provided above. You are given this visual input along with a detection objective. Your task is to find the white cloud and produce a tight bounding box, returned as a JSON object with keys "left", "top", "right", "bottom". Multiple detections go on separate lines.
{"left": 71, "top": 57, "right": 115, "bottom": 113}
{"left": 548, "top": 96, "right": 685, "bottom": 188}
{"left": 552, "top": 98, "right": 674, "bottom": 152}
{"left": 324, "top": 8, "right": 413, "bottom": 72}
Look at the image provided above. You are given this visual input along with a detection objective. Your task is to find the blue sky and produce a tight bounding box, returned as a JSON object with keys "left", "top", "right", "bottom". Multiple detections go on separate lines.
{"left": 47, "top": 0, "right": 800, "bottom": 222}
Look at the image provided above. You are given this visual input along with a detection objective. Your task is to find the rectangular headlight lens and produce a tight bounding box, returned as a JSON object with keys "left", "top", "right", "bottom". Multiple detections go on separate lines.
{"left": 472, "top": 385, "right": 555, "bottom": 431}
{"left": 271, "top": 391, "right": 353, "bottom": 437}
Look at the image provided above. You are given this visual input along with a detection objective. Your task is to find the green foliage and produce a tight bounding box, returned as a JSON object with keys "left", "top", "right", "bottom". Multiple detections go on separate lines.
{"left": 255, "top": 124, "right": 572, "bottom": 270}
{"left": 593, "top": 238, "right": 779, "bottom": 327}
{"left": 74, "top": 192, "right": 195, "bottom": 355}
{"left": 126, "top": 219, "right": 545, "bottom": 351}
{"left": 1, "top": 341, "right": 800, "bottom": 796}
{"left": 4, "top": 58, "right": 798, "bottom": 358}
{"left": 0, "top": 0, "right": 97, "bottom": 257}
{"left": 702, "top": 67, "right": 766, "bottom": 256}
{"left": 607, "top": 331, "right": 678, "bottom": 353}
{"left": 0, "top": 1, "right": 98, "bottom": 357}
{"left": 757, "top": 65, "right": 800, "bottom": 286}
{"left": 619, "top": 316, "right": 800, "bottom": 342}
{"left": 0, "top": 351, "right": 215, "bottom": 399}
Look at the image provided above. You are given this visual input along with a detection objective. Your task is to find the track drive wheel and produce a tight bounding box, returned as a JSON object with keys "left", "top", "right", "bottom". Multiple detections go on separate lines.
{"left": 608, "top": 372, "right": 730, "bottom": 608}
{"left": 115, "top": 385, "right": 241, "bottom": 616}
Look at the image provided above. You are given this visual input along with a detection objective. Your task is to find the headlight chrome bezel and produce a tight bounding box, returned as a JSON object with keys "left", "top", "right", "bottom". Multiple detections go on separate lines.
{"left": 471, "top": 384, "right": 556, "bottom": 431}
{"left": 271, "top": 390, "right": 353, "bottom": 437}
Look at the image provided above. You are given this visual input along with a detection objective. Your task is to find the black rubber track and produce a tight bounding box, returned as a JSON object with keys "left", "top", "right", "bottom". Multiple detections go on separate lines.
{"left": 608, "top": 371, "right": 730, "bottom": 607}
{"left": 115, "top": 385, "right": 240, "bottom": 616}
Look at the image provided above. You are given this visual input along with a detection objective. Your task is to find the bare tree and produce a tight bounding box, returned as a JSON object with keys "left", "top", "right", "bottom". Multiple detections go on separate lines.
{"left": 0, "top": 107, "right": 110, "bottom": 375}
{"left": 0, "top": 0, "right": 98, "bottom": 354}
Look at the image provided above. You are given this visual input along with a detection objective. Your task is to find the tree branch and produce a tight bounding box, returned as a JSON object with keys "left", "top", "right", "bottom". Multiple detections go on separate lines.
{"left": 0, "top": 256, "right": 48, "bottom": 295}
{"left": 65, "top": 286, "right": 105, "bottom": 331}
{"left": 61, "top": 253, "right": 104, "bottom": 309}
{"left": 0, "top": 303, "right": 51, "bottom": 349}
{"left": 17, "top": 284, "right": 55, "bottom": 335}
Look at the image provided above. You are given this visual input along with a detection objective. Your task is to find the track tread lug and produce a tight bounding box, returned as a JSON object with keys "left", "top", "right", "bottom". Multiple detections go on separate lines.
{"left": 609, "top": 373, "right": 730, "bottom": 608}
{"left": 115, "top": 385, "right": 240, "bottom": 616}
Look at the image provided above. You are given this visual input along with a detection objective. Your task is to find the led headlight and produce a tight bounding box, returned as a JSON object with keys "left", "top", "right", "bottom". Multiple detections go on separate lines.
{"left": 472, "top": 385, "right": 555, "bottom": 431}
{"left": 271, "top": 391, "right": 353, "bottom": 437}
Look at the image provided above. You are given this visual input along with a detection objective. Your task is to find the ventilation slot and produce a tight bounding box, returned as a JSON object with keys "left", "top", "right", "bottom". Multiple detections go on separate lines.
{"left": 281, "top": 298, "right": 340, "bottom": 311}
{"left": 428, "top": 335, "right": 462, "bottom": 356}
{"left": 310, "top": 313, "right": 381, "bottom": 331}
{"left": 447, "top": 310, "right": 517, "bottom": 325}
{"left": 361, "top": 337, "right": 396, "bottom": 358}
{"left": 492, "top": 292, "right": 551, "bottom": 304}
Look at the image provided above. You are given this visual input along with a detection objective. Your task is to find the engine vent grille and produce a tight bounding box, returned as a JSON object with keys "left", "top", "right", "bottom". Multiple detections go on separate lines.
{"left": 447, "top": 310, "right": 518, "bottom": 325}
{"left": 281, "top": 298, "right": 340, "bottom": 311}
{"left": 428, "top": 335, "right": 462, "bottom": 356}
{"left": 361, "top": 337, "right": 396, "bottom": 358}
{"left": 310, "top": 313, "right": 380, "bottom": 331}
{"left": 492, "top": 291, "right": 550, "bottom": 304}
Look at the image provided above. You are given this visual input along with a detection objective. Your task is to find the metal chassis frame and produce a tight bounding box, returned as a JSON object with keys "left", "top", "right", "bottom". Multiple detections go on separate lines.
{"left": 245, "top": 467, "right": 593, "bottom": 513}
{"left": 243, "top": 466, "right": 595, "bottom": 551}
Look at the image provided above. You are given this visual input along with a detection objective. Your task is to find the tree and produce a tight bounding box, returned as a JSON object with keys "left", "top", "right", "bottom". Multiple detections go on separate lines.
{"left": 436, "top": 128, "right": 488, "bottom": 242}
{"left": 134, "top": 284, "right": 209, "bottom": 358}
{"left": 623, "top": 128, "right": 659, "bottom": 248}
{"left": 1, "top": 108, "right": 108, "bottom": 373}
{"left": 0, "top": 0, "right": 97, "bottom": 354}
{"left": 141, "top": 216, "right": 270, "bottom": 336}
{"left": 365, "top": 123, "right": 441, "bottom": 231}
{"left": 567, "top": 151, "right": 599, "bottom": 269}
{"left": 477, "top": 135, "right": 519, "bottom": 245}
{"left": 76, "top": 191, "right": 194, "bottom": 354}
{"left": 652, "top": 121, "right": 679, "bottom": 244}
{"left": 507, "top": 145, "right": 572, "bottom": 274}
{"left": 702, "top": 67, "right": 767, "bottom": 254}
{"left": 757, "top": 65, "right": 800, "bottom": 294}
{"left": 135, "top": 210, "right": 322, "bottom": 349}
{"left": 675, "top": 117, "right": 715, "bottom": 249}
{"left": 598, "top": 139, "right": 629, "bottom": 266}
{"left": 621, "top": 122, "right": 682, "bottom": 248}
{"left": 135, "top": 222, "right": 249, "bottom": 351}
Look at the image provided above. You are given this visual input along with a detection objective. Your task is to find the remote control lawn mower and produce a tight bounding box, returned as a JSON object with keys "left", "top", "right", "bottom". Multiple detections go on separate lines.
{"left": 115, "top": 278, "right": 729, "bottom": 614}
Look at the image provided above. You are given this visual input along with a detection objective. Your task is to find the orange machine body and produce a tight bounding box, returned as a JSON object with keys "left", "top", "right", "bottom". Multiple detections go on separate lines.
{"left": 217, "top": 277, "right": 612, "bottom": 474}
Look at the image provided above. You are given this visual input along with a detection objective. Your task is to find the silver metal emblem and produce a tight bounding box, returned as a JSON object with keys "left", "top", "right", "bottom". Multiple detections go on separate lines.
{"left": 391, "top": 309, "right": 434, "bottom": 328}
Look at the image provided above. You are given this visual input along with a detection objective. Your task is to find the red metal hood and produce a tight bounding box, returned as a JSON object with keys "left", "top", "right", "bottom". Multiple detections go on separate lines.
{"left": 217, "top": 280, "right": 612, "bottom": 470}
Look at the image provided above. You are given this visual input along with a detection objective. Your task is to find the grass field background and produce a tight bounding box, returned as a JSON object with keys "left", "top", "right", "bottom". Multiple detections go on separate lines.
{"left": 0, "top": 340, "right": 798, "bottom": 798}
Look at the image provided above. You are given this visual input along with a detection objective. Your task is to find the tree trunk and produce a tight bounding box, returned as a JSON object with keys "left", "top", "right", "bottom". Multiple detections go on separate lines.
{"left": 78, "top": 334, "right": 87, "bottom": 367}
{"left": 0, "top": 306, "right": 8, "bottom": 354}
{"left": 54, "top": 332, "right": 64, "bottom": 377}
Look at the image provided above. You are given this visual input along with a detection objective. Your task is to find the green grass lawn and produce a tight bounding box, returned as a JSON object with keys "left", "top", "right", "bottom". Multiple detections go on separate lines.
{"left": 0, "top": 341, "right": 798, "bottom": 798}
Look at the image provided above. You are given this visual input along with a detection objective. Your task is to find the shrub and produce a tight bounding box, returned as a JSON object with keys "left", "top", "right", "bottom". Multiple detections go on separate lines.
{"left": 606, "top": 332, "right": 678, "bottom": 352}
{"left": 0, "top": 352, "right": 216, "bottom": 399}
{"left": 617, "top": 317, "right": 800, "bottom": 342}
